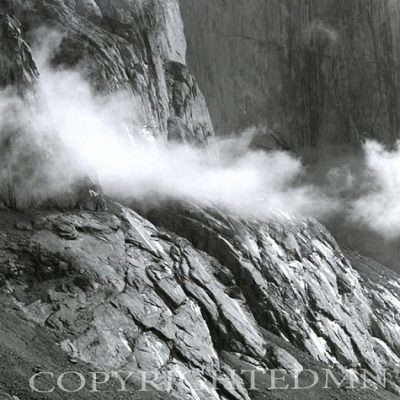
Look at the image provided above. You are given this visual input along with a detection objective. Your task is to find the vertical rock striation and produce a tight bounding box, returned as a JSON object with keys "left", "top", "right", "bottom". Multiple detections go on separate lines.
{"left": 1, "top": 2, "right": 400, "bottom": 400}
{"left": 181, "top": 0, "right": 400, "bottom": 148}
{"left": 0, "top": 13, "right": 38, "bottom": 88}
{"left": 0, "top": 0, "right": 214, "bottom": 209}
{"left": 27, "top": 0, "right": 214, "bottom": 142}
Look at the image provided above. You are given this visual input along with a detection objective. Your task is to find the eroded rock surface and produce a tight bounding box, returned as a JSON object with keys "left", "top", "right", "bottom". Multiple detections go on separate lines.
{"left": 8, "top": 0, "right": 214, "bottom": 142}
{"left": 0, "top": 200, "right": 400, "bottom": 399}
{"left": 0, "top": 2, "right": 400, "bottom": 400}
{"left": 0, "top": 13, "right": 38, "bottom": 87}
{"left": 0, "top": 204, "right": 262, "bottom": 400}
{"left": 145, "top": 201, "right": 400, "bottom": 394}
{"left": 0, "top": 0, "right": 214, "bottom": 209}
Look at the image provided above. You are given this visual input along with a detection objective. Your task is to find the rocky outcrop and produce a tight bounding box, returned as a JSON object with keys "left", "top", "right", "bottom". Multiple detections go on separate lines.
{"left": 165, "top": 60, "right": 213, "bottom": 144}
{"left": 0, "top": 305, "right": 174, "bottom": 400}
{"left": 0, "top": 7, "right": 107, "bottom": 210}
{"left": 0, "top": 11, "right": 62, "bottom": 210}
{"left": 145, "top": 201, "right": 400, "bottom": 394}
{"left": 11, "top": 0, "right": 214, "bottom": 142}
{"left": 0, "top": 13, "right": 38, "bottom": 88}
{"left": 0, "top": 203, "right": 262, "bottom": 399}
{"left": 181, "top": 0, "right": 400, "bottom": 148}
{"left": 0, "top": 0, "right": 214, "bottom": 209}
{"left": 0, "top": 199, "right": 399, "bottom": 399}
{"left": 1, "top": 2, "right": 400, "bottom": 400}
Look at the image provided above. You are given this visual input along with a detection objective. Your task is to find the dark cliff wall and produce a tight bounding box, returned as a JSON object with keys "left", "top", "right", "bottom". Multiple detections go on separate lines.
{"left": 181, "top": 0, "right": 400, "bottom": 149}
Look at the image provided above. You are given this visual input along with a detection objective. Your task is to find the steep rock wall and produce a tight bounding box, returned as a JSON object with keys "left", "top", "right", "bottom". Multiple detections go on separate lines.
{"left": 0, "top": 11, "right": 101, "bottom": 210}
{"left": 0, "top": 0, "right": 214, "bottom": 209}
{"left": 29, "top": 0, "right": 214, "bottom": 142}
{"left": 181, "top": 0, "right": 400, "bottom": 148}
{"left": 0, "top": 2, "right": 400, "bottom": 400}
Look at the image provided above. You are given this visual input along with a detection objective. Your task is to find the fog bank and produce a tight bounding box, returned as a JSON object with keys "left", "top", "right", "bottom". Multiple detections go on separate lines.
{"left": 2, "top": 31, "right": 400, "bottom": 239}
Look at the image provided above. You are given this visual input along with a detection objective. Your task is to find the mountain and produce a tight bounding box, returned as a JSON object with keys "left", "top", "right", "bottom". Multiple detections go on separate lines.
{"left": 0, "top": 1, "right": 400, "bottom": 400}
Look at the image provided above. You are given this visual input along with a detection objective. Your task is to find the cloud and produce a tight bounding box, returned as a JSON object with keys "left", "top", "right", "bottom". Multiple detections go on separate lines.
{"left": 36, "top": 58, "right": 334, "bottom": 217}
{"left": 0, "top": 28, "right": 335, "bottom": 217}
{"left": 350, "top": 141, "right": 400, "bottom": 239}
{"left": 3, "top": 27, "right": 400, "bottom": 243}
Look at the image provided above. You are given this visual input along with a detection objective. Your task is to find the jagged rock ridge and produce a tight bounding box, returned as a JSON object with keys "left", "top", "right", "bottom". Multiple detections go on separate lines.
{"left": 1, "top": 200, "right": 400, "bottom": 400}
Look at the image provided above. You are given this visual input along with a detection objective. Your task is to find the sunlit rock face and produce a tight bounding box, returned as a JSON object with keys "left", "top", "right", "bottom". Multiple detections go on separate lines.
{"left": 1, "top": 2, "right": 400, "bottom": 400}
{"left": 145, "top": 201, "right": 400, "bottom": 393}
{"left": 181, "top": 0, "right": 400, "bottom": 148}
{"left": 2, "top": 199, "right": 400, "bottom": 399}
{"left": 0, "top": 0, "right": 214, "bottom": 209}
{"left": 16, "top": 0, "right": 214, "bottom": 143}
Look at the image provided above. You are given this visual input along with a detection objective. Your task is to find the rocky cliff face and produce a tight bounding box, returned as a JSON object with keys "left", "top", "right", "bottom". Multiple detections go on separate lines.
{"left": 1, "top": 1, "right": 400, "bottom": 400}
{"left": 0, "top": 0, "right": 214, "bottom": 208}
{"left": 181, "top": 0, "right": 400, "bottom": 148}
{"left": 1, "top": 200, "right": 400, "bottom": 400}
{"left": 0, "top": 11, "right": 93, "bottom": 210}
{"left": 0, "top": 13, "right": 38, "bottom": 87}
{"left": 24, "top": 0, "right": 214, "bottom": 142}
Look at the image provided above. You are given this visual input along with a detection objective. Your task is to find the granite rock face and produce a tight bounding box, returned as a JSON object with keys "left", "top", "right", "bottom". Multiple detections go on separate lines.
{"left": 0, "top": 11, "right": 81, "bottom": 210}
{"left": 1, "top": 200, "right": 400, "bottom": 399}
{"left": 12, "top": 0, "right": 214, "bottom": 142}
{"left": 0, "top": 13, "right": 38, "bottom": 88}
{"left": 1, "top": 2, "right": 400, "bottom": 400}
{"left": 181, "top": 0, "right": 400, "bottom": 148}
{"left": 0, "top": 204, "right": 262, "bottom": 400}
{"left": 145, "top": 201, "right": 400, "bottom": 393}
{"left": 0, "top": 0, "right": 213, "bottom": 208}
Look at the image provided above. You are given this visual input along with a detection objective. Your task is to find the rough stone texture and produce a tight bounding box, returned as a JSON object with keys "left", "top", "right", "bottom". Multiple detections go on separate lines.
{"left": 1, "top": 2, "right": 400, "bottom": 400}
{"left": 181, "top": 0, "right": 400, "bottom": 148}
{"left": 10, "top": 0, "right": 214, "bottom": 142}
{"left": 265, "top": 344, "right": 303, "bottom": 377}
{"left": 0, "top": 305, "right": 175, "bottom": 400}
{"left": 0, "top": 0, "right": 213, "bottom": 208}
{"left": 0, "top": 199, "right": 400, "bottom": 399}
{"left": 0, "top": 203, "right": 262, "bottom": 400}
{"left": 165, "top": 60, "right": 214, "bottom": 144}
{"left": 0, "top": 7, "right": 109, "bottom": 210}
{"left": 0, "top": 13, "right": 38, "bottom": 88}
{"left": 145, "top": 200, "right": 400, "bottom": 394}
